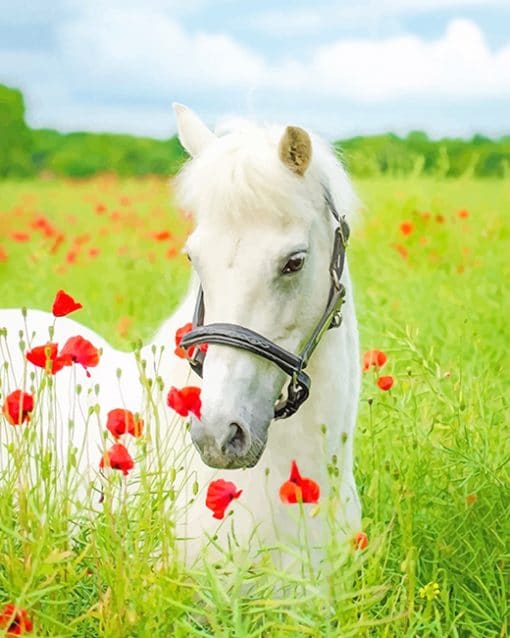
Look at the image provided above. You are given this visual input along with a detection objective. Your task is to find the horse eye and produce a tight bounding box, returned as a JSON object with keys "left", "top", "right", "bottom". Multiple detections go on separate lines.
{"left": 282, "top": 254, "right": 305, "bottom": 275}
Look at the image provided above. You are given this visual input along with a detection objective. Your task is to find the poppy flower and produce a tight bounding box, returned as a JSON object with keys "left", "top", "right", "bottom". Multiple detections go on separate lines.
{"left": 399, "top": 221, "right": 413, "bottom": 236}
{"left": 458, "top": 209, "right": 469, "bottom": 219}
{"left": 106, "top": 408, "right": 144, "bottom": 438}
{"left": 49, "top": 233, "right": 65, "bottom": 255}
{"left": 205, "top": 479, "right": 242, "bottom": 519}
{"left": 11, "top": 232, "right": 30, "bottom": 243}
{"left": 65, "top": 248, "right": 78, "bottom": 264}
{"left": 167, "top": 386, "right": 201, "bottom": 418}
{"left": 26, "top": 343, "right": 72, "bottom": 374}
{"left": 0, "top": 603, "right": 33, "bottom": 635}
{"left": 353, "top": 531, "right": 369, "bottom": 550}
{"left": 95, "top": 203, "right": 106, "bottom": 214}
{"left": 395, "top": 244, "right": 409, "bottom": 259}
{"left": 99, "top": 443, "right": 134, "bottom": 476}
{"left": 52, "top": 289, "right": 83, "bottom": 317}
{"left": 60, "top": 336, "right": 100, "bottom": 377}
{"left": 362, "top": 349, "right": 387, "bottom": 372}
{"left": 152, "top": 230, "right": 172, "bottom": 241}
{"left": 0, "top": 246, "right": 7, "bottom": 262}
{"left": 174, "top": 323, "right": 207, "bottom": 359}
{"left": 377, "top": 375, "right": 394, "bottom": 391}
{"left": 2, "top": 390, "right": 34, "bottom": 426}
{"left": 279, "top": 460, "right": 320, "bottom": 504}
{"left": 31, "top": 215, "right": 56, "bottom": 237}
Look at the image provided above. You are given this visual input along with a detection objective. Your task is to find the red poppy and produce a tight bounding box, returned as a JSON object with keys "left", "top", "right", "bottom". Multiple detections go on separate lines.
{"left": 106, "top": 408, "right": 144, "bottom": 438}
{"left": 95, "top": 203, "right": 106, "bottom": 214}
{"left": 174, "top": 322, "right": 207, "bottom": 359}
{"left": 353, "top": 531, "right": 369, "bottom": 550}
{"left": 116, "top": 316, "right": 132, "bottom": 338}
{"left": 31, "top": 215, "right": 56, "bottom": 237}
{"left": 99, "top": 443, "right": 134, "bottom": 476}
{"left": 52, "top": 289, "right": 83, "bottom": 317}
{"left": 49, "top": 233, "right": 65, "bottom": 255}
{"left": 60, "top": 336, "right": 101, "bottom": 377}
{"left": 11, "top": 232, "right": 30, "bottom": 243}
{"left": 399, "top": 221, "right": 413, "bottom": 236}
{"left": 205, "top": 479, "right": 242, "bottom": 519}
{"left": 362, "top": 349, "right": 387, "bottom": 372}
{"left": 458, "top": 209, "right": 469, "bottom": 219}
{"left": 152, "top": 230, "right": 172, "bottom": 241}
{"left": 0, "top": 603, "right": 33, "bottom": 635}
{"left": 2, "top": 390, "right": 34, "bottom": 426}
{"left": 395, "top": 244, "right": 409, "bottom": 259}
{"left": 66, "top": 248, "right": 78, "bottom": 264}
{"left": 466, "top": 493, "right": 477, "bottom": 505}
{"left": 167, "top": 386, "right": 201, "bottom": 418}
{"left": 73, "top": 234, "right": 90, "bottom": 246}
{"left": 377, "top": 375, "right": 394, "bottom": 391}
{"left": 0, "top": 245, "right": 8, "bottom": 262}
{"left": 26, "top": 343, "right": 72, "bottom": 374}
{"left": 279, "top": 460, "right": 320, "bottom": 504}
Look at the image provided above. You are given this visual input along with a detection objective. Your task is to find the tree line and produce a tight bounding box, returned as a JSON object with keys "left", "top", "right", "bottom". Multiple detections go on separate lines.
{"left": 1, "top": 84, "right": 509, "bottom": 179}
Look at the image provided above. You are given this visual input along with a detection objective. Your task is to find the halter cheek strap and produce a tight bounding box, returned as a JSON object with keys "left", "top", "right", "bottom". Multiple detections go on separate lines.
{"left": 180, "top": 186, "right": 349, "bottom": 420}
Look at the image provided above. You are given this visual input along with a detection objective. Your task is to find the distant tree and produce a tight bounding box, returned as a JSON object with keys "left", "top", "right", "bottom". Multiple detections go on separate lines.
{"left": 0, "top": 84, "right": 33, "bottom": 176}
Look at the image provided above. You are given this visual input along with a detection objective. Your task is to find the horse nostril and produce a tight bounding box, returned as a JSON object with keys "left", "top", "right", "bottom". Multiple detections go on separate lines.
{"left": 221, "top": 422, "right": 249, "bottom": 456}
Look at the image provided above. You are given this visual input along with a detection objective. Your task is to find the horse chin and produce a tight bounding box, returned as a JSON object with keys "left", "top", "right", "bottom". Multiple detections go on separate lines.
{"left": 193, "top": 440, "right": 266, "bottom": 470}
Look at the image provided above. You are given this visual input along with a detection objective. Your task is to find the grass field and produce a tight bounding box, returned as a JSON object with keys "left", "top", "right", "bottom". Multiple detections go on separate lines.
{"left": 0, "top": 175, "right": 509, "bottom": 636}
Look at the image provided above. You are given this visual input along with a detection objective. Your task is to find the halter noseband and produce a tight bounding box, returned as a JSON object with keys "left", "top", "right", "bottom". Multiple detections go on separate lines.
{"left": 180, "top": 186, "right": 350, "bottom": 420}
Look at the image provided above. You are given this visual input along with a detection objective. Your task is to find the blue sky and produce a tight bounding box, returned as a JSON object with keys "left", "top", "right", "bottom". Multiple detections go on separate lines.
{"left": 1, "top": 0, "right": 509, "bottom": 140}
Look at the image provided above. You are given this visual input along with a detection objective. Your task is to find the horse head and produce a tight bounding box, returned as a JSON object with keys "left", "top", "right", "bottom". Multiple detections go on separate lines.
{"left": 173, "top": 104, "right": 356, "bottom": 469}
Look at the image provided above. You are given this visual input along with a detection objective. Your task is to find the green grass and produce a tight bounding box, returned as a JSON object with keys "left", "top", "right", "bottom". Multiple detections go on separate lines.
{"left": 0, "top": 175, "right": 509, "bottom": 636}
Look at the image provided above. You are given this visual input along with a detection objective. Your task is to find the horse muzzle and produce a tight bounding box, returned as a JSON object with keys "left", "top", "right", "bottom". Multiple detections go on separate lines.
{"left": 189, "top": 415, "right": 266, "bottom": 469}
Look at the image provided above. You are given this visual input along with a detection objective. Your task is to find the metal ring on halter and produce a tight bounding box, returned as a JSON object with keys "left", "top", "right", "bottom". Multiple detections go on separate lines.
{"left": 180, "top": 185, "right": 349, "bottom": 420}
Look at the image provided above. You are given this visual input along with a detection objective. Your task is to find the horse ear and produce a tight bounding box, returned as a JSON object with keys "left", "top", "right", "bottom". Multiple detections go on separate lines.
{"left": 278, "top": 126, "right": 312, "bottom": 177}
{"left": 173, "top": 103, "right": 216, "bottom": 157}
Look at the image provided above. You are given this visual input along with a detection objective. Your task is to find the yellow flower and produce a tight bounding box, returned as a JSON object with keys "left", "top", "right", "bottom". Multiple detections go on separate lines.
{"left": 419, "top": 581, "right": 440, "bottom": 601}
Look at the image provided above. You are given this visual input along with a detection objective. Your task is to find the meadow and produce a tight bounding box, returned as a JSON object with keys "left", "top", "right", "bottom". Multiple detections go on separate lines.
{"left": 0, "top": 175, "right": 508, "bottom": 637}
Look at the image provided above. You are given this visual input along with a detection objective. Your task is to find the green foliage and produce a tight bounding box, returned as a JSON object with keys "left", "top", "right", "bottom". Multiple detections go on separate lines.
{"left": 338, "top": 130, "right": 510, "bottom": 178}
{"left": 0, "top": 84, "right": 188, "bottom": 179}
{"left": 0, "top": 85, "right": 33, "bottom": 177}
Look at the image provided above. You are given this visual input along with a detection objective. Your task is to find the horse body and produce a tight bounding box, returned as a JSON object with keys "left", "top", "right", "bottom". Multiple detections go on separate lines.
{"left": 0, "top": 106, "right": 362, "bottom": 563}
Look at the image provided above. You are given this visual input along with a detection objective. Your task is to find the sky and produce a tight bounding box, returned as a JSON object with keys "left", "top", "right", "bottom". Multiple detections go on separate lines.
{"left": 1, "top": 0, "right": 510, "bottom": 140}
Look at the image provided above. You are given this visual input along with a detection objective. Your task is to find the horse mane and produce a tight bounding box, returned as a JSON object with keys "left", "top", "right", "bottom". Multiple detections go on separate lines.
{"left": 174, "top": 119, "right": 360, "bottom": 227}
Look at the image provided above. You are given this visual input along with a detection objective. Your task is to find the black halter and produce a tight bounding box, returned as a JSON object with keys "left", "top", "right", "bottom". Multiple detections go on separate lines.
{"left": 180, "top": 187, "right": 350, "bottom": 420}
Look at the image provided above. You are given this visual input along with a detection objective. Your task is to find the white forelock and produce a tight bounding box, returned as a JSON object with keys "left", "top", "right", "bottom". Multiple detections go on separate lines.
{"left": 174, "top": 120, "right": 360, "bottom": 228}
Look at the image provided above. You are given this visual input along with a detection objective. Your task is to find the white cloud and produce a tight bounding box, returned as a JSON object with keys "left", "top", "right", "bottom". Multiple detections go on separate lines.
{"left": 57, "top": 6, "right": 264, "bottom": 93}
{"left": 53, "top": 10, "right": 510, "bottom": 100}
{"left": 304, "top": 18, "right": 510, "bottom": 100}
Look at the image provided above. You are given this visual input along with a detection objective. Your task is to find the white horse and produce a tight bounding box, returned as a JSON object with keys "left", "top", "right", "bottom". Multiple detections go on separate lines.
{"left": 0, "top": 105, "right": 361, "bottom": 566}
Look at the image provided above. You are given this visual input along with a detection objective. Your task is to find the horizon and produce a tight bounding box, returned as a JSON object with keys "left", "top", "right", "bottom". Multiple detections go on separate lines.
{"left": 5, "top": 82, "right": 510, "bottom": 144}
